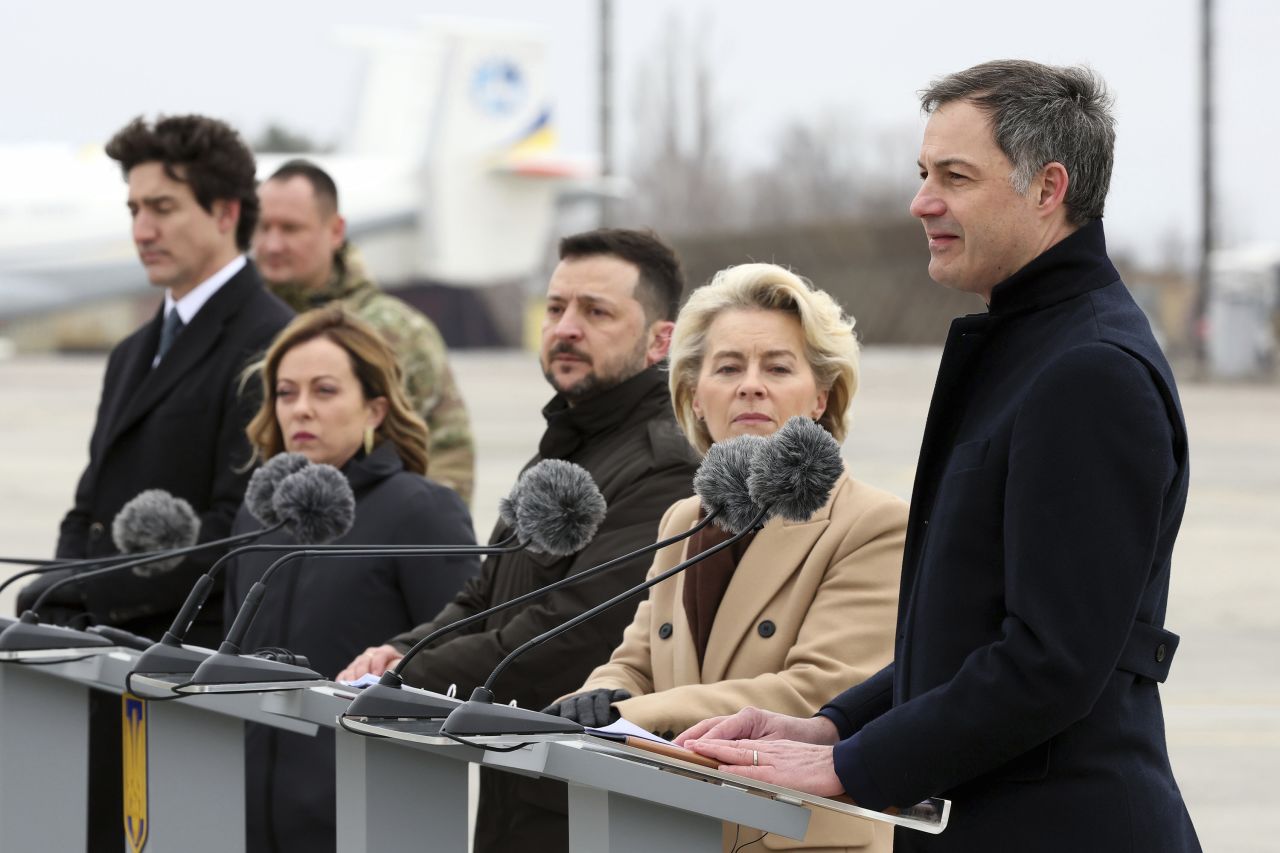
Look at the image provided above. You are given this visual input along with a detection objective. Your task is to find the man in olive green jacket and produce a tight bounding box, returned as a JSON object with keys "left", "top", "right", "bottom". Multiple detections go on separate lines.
{"left": 253, "top": 159, "right": 476, "bottom": 503}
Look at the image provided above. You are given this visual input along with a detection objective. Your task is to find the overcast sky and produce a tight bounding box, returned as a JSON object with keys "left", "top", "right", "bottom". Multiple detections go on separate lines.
{"left": 2, "top": 0, "right": 1275, "bottom": 267}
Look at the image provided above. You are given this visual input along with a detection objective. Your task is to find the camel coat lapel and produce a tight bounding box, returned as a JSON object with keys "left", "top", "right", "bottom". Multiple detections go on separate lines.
{"left": 700, "top": 501, "right": 832, "bottom": 683}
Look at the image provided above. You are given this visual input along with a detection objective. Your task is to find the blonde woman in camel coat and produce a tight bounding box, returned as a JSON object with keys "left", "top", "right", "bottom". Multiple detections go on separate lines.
{"left": 544, "top": 263, "right": 907, "bottom": 853}
{"left": 583, "top": 468, "right": 905, "bottom": 852}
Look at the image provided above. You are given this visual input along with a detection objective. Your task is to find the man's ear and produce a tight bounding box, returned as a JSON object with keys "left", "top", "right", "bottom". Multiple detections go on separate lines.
{"left": 1036, "top": 162, "right": 1070, "bottom": 216}
{"left": 213, "top": 198, "right": 241, "bottom": 237}
{"left": 646, "top": 320, "right": 675, "bottom": 365}
{"left": 329, "top": 214, "right": 347, "bottom": 253}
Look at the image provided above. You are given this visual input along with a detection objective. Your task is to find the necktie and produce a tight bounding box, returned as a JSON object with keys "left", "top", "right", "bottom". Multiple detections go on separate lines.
{"left": 156, "top": 308, "right": 186, "bottom": 363}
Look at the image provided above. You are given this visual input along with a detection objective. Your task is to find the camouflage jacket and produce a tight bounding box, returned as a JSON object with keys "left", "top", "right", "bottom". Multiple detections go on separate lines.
{"left": 270, "top": 244, "right": 476, "bottom": 504}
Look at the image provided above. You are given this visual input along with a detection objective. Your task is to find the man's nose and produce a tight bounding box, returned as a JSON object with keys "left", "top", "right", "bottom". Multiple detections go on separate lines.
{"left": 256, "top": 228, "right": 285, "bottom": 255}
{"left": 133, "top": 212, "right": 158, "bottom": 243}
{"left": 552, "top": 307, "right": 584, "bottom": 341}
{"left": 909, "top": 181, "right": 945, "bottom": 219}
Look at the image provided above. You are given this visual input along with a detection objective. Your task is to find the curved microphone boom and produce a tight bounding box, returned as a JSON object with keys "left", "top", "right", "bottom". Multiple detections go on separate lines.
{"left": 175, "top": 460, "right": 608, "bottom": 694}
{"left": 341, "top": 445, "right": 760, "bottom": 722}
{"left": 343, "top": 443, "right": 761, "bottom": 725}
{"left": 0, "top": 490, "right": 196, "bottom": 571}
{"left": 0, "top": 453, "right": 308, "bottom": 592}
{"left": 440, "top": 426, "right": 842, "bottom": 737}
{"left": 0, "top": 458, "right": 329, "bottom": 657}
{"left": 0, "top": 489, "right": 203, "bottom": 631}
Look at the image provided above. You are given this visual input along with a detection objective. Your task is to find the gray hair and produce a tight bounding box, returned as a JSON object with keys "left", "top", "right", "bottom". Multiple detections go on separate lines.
{"left": 920, "top": 60, "right": 1116, "bottom": 226}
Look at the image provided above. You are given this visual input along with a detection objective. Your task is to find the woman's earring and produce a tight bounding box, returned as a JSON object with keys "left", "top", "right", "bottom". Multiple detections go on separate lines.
{"left": 364, "top": 425, "right": 375, "bottom": 456}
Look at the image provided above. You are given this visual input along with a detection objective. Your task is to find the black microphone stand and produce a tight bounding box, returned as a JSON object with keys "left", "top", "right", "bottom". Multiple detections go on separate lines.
{"left": 127, "top": 532, "right": 519, "bottom": 683}
{"left": 173, "top": 536, "right": 524, "bottom": 695}
{"left": 441, "top": 506, "right": 769, "bottom": 738}
{"left": 0, "top": 522, "right": 288, "bottom": 658}
{"left": 340, "top": 509, "right": 723, "bottom": 726}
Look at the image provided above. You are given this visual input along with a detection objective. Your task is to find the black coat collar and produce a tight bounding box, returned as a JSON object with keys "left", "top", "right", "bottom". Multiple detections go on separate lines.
{"left": 342, "top": 441, "right": 404, "bottom": 495}
{"left": 986, "top": 219, "right": 1119, "bottom": 319}
{"left": 538, "top": 366, "right": 669, "bottom": 460}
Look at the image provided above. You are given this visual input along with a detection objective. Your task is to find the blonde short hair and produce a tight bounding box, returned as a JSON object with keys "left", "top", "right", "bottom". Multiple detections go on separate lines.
{"left": 669, "top": 263, "right": 860, "bottom": 455}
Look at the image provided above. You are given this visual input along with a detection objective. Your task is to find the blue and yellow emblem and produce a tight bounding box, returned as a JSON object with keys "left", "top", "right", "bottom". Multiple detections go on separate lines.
{"left": 122, "top": 694, "right": 149, "bottom": 852}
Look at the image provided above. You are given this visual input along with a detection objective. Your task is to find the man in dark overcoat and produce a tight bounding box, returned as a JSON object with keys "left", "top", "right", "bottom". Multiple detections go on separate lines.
{"left": 337, "top": 228, "right": 702, "bottom": 851}
{"left": 683, "top": 60, "right": 1201, "bottom": 853}
{"left": 24, "top": 115, "right": 292, "bottom": 643}
{"left": 18, "top": 114, "right": 292, "bottom": 851}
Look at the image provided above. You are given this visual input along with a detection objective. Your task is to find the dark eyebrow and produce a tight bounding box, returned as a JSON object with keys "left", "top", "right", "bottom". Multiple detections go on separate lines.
{"left": 548, "top": 292, "right": 619, "bottom": 309}
{"left": 919, "top": 157, "right": 978, "bottom": 172}
{"left": 132, "top": 194, "right": 177, "bottom": 208}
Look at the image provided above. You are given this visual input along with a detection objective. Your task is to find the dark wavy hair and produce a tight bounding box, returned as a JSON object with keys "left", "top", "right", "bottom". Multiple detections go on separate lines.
{"left": 105, "top": 115, "right": 259, "bottom": 250}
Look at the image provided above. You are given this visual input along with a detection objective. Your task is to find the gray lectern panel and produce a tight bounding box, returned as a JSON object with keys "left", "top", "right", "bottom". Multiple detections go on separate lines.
{"left": 0, "top": 663, "right": 90, "bottom": 853}
{"left": 569, "top": 784, "right": 724, "bottom": 852}
{"left": 145, "top": 698, "right": 246, "bottom": 853}
{"left": 335, "top": 728, "right": 472, "bottom": 853}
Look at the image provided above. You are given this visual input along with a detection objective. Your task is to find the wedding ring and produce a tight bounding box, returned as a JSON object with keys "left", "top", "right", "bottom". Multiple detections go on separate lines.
{"left": 752, "top": 749, "right": 759, "bottom": 766}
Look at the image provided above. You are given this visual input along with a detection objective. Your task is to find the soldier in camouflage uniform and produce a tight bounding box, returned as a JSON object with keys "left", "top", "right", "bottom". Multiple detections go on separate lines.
{"left": 254, "top": 160, "right": 476, "bottom": 503}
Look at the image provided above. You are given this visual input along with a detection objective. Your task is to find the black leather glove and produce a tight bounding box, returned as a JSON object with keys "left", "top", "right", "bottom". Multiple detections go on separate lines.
{"left": 543, "top": 688, "right": 631, "bottom": 728}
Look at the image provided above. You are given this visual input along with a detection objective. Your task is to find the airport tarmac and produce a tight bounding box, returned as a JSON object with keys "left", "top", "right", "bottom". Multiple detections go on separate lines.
{"left": 1, "top": 347, "right": 1277, "bottom": 850}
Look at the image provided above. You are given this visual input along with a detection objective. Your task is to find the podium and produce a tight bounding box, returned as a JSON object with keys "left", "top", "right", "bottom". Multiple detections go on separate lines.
{"left": 2, "top": 648, "right": 944, "bottom": 851}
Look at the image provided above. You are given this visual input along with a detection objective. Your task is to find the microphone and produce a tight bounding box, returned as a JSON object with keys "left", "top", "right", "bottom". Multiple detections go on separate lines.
{"left": 0, "top": 457, "right": 331, "bottom": 658}
{"left": 243, "top": 452, "right": 312, "bottom": 527}
{"left": 0, "top": 454, "right": 308, "bottom": 626}
{"left": 747, "top": 416, "right": 847, "bottom": 523}
{"left": 128, "top": 461, "right": 361, "bottom": 678}
{"left": 0, "top": 489, "right": 201, "bottom": 629}
{"left": 131, "top": 460, "right": 529, "bottom": 686}
{"left": 110, "top": 489, "right": 201, "bottom": 576}
{"left": 0, "top": 488, "right": 202, "bottom": 644}
{"left": 0, "top": 453, "right": 308, "bottom": 602}
{"left": 440, "top": 419, "right": 843, "bottom": 738}
{"left": 174, "top": 460, "right": 609, "bottom": 694}
{"left": 340, "top": 449, "right": 754, "bottom": 724}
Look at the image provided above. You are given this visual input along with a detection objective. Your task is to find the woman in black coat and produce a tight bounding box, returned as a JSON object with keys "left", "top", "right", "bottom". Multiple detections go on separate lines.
{"left": 225, "top": 305, "right": 478, "bottom": 853}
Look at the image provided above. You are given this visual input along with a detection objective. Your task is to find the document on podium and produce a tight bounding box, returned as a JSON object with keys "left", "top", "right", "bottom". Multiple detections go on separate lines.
{"left": 585, "top": 718, "right": 722, "bottom": 768}
{"left": 576, "top": 719, "right": 950, "bottom": 835}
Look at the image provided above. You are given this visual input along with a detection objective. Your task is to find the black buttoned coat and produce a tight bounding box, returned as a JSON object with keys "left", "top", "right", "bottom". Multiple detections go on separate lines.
{"left": 820, "top": 221, "right": 1201, "bottom": 852}
{"left": 43, "top": 261, "right": 292, "bottom": 644}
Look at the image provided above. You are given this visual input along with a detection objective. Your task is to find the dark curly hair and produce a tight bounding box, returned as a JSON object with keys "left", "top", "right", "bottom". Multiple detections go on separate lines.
{"left": 105, "top": 115, "right": 259, "bottom": 250}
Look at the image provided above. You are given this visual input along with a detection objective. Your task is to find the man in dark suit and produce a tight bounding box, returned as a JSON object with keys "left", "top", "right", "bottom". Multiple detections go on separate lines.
{"left": 17, "top": 115, "right": 292, "bottom": 852}
{"left": 21, "top": 114, "right": 293, "bottom": 645}
{"left": 682, "top": 61, "right": 1201, "bottom": 852}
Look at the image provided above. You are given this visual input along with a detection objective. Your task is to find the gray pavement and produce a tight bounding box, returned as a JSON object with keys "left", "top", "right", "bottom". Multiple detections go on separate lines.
{"left": 1, "top": 347, "right": 1276, "bottom": 850}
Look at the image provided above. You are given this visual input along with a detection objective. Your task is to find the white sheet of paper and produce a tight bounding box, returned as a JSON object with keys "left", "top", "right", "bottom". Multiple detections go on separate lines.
{"left": 588, "top": 717, "right": 674, "bottom": 745}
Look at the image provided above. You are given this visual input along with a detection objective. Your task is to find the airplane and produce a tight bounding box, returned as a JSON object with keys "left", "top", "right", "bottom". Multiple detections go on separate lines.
{"left": 0, "top": 18, "right": 623, "bottom": 345}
